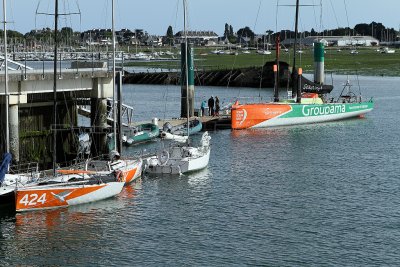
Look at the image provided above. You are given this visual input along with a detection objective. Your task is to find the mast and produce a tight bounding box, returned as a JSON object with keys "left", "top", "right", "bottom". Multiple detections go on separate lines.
{"left": 274, "top": 34, "right": 280, "bottom": 102}
{"left": 112, "top": 0, "right": 117, "bottom": 151}
{"left": 52, "top": 0, "right": 59, "bottom": 174}
{"left": 183, "top": 0, "right": 189, "bottom": 139}
{"left": 2, "top": 0, "right": 9, "bottom": 154}
{"left": 292, "top": 0, "right": 299, "bottom": 72}
{"left": 293, "top": 0, "right": 301, "bottom": 103}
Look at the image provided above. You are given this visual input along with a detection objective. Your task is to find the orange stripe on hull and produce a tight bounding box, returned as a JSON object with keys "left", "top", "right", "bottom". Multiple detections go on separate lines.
{"left": 15, "top": 184, "right": 106, "bottom": 211}
{"left": 231, "top": 103, "right": 292, "bottom": 129}
{"left": 122, "top": 167, "right": 138, "bottom": 184}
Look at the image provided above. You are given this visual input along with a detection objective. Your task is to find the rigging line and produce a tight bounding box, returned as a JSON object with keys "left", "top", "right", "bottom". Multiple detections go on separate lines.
{"left": 172, "top": 0, "right": 180, "bottom": 30}
{"left": 312, "top": 0, "right": 318, "bottom": 33}
{"left": 355, "top": 70, "right": 362, "bottom": 97}
{"left": 62, "top": 0, "right": 68, "bottom": 26}
{"left": 36, "top": 12, "right": 80, "bottom": 16}
{"left": 343, "top": 0, "right": 350, "bottom": 36}
{"left": 163, "top": 84, "right": 169, "bottom": 121}
{"left": 75, "top": 0, "right": 81, "bottom": 33}
{"left": 9, "top": 0, "right": 15, "bottom": 32}
{"left": 34, "top": 1, "right": 41, "bottom": 30}
{"left": 319, "top": 0, "right": 323, "bottom": 36}
{"left": 102, "top": 0, "right": 109, "bottom": 30}
{"left": 226, "top": 51, "right": 238, "bottom": 90}
{"left": 275, "top": 0, "right": 279, "bottom": 34}
{"left": 328, "top": 0, "right": 340, "bottom": 29}
{"left": 253, "top": 0, "right": 262, "bottom": 37}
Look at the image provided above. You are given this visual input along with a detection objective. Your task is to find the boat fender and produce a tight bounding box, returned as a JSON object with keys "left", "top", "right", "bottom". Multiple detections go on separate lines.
{"left": 157, "top": 150, "right": 169, "bottom": 166}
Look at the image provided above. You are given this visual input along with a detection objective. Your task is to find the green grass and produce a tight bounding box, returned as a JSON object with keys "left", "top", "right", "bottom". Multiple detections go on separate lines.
{"left": 124, "top": 47, "right": 400, "bottom": 76}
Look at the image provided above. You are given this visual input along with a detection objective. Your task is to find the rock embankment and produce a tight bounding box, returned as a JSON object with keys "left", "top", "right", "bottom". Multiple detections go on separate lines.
{"left": 123, "top": 61, "right": 291, "bottom": 88}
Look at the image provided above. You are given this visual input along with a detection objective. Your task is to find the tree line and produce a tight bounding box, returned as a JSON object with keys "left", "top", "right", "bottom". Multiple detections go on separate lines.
{"left": 1, "top": 21, "right": 397, "bottom": 46}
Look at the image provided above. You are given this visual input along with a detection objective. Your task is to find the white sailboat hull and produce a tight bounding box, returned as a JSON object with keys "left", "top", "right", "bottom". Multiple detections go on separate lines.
{"left": 145, "top": 132, "right": 211, "bottom": 175}
{"left": 145, "top": 148, "right": 210, "bottom": 175}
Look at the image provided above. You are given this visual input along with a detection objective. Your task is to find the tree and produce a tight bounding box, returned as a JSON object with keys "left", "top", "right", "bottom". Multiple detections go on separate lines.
{"left": 224, "top": 23, "right": 229, "bottom": 37}
{"left": 166, "top": 25, "right": 174, "bottom": 45}
{"left": 229, "top": 25, "right": 234, "bottom": 36}
{"left": 354, "top": 23, "right": 369, "bottom": 36}
{"left": 237, "top": 26, "right": 255, "bottom": 40}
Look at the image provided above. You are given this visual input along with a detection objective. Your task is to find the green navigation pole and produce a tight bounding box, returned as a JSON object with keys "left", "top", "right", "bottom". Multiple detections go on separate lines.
{"left": 180, "top": 43, "right": 194, "bottom": 118}
{"left": 314, "top": 41, "right": 325, "bottom": 84}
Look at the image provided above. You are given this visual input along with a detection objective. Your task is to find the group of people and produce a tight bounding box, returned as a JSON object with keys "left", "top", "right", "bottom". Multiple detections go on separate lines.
{"left": 201, "top": 96, "right": 220, "bottom": 117}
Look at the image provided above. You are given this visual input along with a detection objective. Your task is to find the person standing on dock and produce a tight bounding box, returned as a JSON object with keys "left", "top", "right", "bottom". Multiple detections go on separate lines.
{"left": 208, "top": 96, "right": 214, "bottom": 116}
{"left": 215, "top": 96, "right": 220, "bottom": 116}
{"left": 201, "top": 99, "right": 207, "bottom": 117}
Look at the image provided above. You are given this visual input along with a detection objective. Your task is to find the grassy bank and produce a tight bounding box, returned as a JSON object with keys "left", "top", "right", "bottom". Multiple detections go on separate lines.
{"left": 124, "top": 47, "right": 400, "bottom": 76}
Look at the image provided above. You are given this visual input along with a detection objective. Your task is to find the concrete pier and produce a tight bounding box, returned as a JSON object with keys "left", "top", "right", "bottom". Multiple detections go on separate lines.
{"left": 0, "top": 65, "right": 113, "bottom": 168}
{"left": 90, "top": 98, "right": 109, "bottom": 156}
{"left": 9, "top": 102, "right": 19, "bottom": 162}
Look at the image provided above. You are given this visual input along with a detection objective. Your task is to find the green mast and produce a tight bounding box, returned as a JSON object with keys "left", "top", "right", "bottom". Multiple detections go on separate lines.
{"left": 180, "top": 43, "right": 194, "bottom": 118}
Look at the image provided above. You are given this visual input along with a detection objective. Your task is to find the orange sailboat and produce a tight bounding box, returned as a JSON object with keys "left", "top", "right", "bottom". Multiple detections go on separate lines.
{"left": 15, "top": 0, "right": 126, "bottom": 212}
{"left": 15, "top": 173, "right": 124, "bottom": 212}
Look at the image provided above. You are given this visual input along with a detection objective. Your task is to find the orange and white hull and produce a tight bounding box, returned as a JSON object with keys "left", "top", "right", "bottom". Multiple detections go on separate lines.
{"left": 59, "top": 158, "right": 143, "bottom": 185}
{"left": 231, "top": 100, "right": 374, "bottom": 129}
{"left": 110, "top": 158, "right": 143, "bottom": 184}
{"left": 15, "top": 181, "right": 124, "bottom": 212}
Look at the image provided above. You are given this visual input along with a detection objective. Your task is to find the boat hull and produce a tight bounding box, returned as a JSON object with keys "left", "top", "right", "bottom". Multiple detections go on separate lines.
{"left": 124, "top": 123, "right": 159, "bottom": 146}
{"left": 117, "top": 159, "right": 143, "bottom": 184}
{"left": 145, "top": 147, "right": 210, "bottom": 175}
{"left": 162, "top": 119, "right": 202, "bottom": 136}
{"left": 231, "top": 101, "right": 374, "bottom": 129}
{"left": 0, "top": 186, "right": 16, "bottom": 207}
{"left": 15, "top": 181, "right": 124, "bottom": 212}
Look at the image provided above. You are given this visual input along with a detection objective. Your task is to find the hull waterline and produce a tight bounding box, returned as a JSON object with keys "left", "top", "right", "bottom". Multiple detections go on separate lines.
{"left": 232, "top": 101, "right": 374, "bottom": 129}
{"left": 15, "top": 181, "right": 124, "bottom": 212}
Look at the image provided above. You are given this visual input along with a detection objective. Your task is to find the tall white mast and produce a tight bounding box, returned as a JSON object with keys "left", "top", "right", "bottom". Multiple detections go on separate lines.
{"left": 183, "top": 0, "right": 189, "bottom": 139}
{"left": 3, "top": 0, "right": 9, "bottom": 154}
{"left": 53, "top": 0, "right": 59, "bottom": 174}
{"left": 112, "top": 0, "right": 117, "bottom": 150}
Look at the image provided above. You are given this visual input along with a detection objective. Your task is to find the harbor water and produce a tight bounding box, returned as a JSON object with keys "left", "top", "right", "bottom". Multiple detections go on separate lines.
{"left": 1, "top": 75, "right": 400, "bottom": 265}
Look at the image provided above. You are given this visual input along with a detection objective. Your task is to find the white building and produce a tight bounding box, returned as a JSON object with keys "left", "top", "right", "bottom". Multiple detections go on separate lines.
{"left": 282, "top": 36, "right": 380, "bottom": 47}
{"left": 174, "top": 31, "right": 218, "bottom": 45}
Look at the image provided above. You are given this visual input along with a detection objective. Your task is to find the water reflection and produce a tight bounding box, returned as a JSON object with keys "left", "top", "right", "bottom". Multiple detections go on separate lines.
{"left": 0, "top": 182, "right": 142, "bottom": 265}
{"left": 186, "top": 168, "right": 210, "bottom": 188}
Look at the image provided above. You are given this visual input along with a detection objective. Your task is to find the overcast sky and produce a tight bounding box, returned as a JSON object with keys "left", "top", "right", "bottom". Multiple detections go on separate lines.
{"left": 5, "top": 0, "right": 400, "bottom": 35}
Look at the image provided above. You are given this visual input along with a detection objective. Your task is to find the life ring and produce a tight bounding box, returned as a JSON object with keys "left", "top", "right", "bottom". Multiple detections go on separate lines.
{"left": 157, "top": 150, "right": 170, "bottom": 166}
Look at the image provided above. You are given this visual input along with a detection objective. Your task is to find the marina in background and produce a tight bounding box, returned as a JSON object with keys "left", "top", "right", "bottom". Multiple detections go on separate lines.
{"left": 1, "top": 0, "right": 398, "bottom": 265}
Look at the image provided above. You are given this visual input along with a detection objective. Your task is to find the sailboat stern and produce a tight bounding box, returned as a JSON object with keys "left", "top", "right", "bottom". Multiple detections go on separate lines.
{"left": 15, "top": 182, "right": 124, "bottom": 212}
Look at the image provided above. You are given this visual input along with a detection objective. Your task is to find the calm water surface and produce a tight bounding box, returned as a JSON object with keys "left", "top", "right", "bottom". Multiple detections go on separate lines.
{"left": 1, "top": 75, "right": 400, "bottom": 266}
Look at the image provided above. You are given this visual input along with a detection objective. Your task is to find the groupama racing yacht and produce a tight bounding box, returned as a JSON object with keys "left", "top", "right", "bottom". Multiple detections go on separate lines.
{"left": 231, "top": 1, "right": 373, "bottom": 129}
{"left": 232, "top": 91, "right": 373, "bottom": 129}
